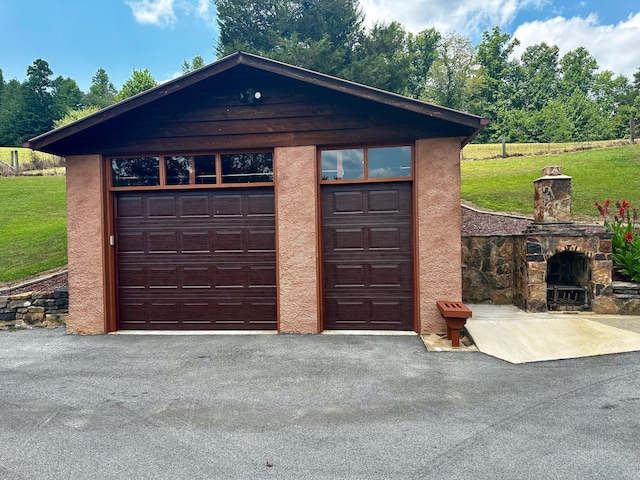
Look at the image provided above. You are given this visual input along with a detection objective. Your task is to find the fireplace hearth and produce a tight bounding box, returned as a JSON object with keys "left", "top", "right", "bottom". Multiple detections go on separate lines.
{"left": 513, "top": 166, "right": 612, "bottom": 313}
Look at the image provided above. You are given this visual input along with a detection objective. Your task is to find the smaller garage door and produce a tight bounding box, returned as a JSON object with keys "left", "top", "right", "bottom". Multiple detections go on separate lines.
{"left": 114, "top": 188, "right": 276, "bottom": 330}
{"left": 322, "top": 182, "right": 414, "bottom": 330}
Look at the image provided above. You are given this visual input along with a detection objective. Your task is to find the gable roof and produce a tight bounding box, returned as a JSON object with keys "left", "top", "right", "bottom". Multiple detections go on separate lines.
{"left": 28, "top": 51, "right": 488, "bottom": 155}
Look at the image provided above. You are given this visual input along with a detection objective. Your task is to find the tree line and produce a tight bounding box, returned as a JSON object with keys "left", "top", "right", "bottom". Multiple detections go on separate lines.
{"left": 0, "top": 60, "right": 163, "bottom": 146}
{"left": 1, "top": 0, "right": 639, "bottom": 146}
{"left": 214, "top": 0, "right": 640, "bottom": 144}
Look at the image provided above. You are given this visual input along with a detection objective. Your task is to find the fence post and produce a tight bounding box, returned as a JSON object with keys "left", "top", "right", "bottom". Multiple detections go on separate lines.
{"left": 13, "top": 150, "right": 19, "bottom": 173}
{"left": 501, "top": 133, "right": 507, "bottom": 158}
{"left": 631, "top": 119, "right": 636, "bottom": 145}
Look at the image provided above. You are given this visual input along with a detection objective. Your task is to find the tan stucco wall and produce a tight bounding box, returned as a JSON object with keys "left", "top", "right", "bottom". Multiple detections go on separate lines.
{"left": 275, "top": 146, "right": 320, "bottom": 333}
{"left": 415, "top": 138, "right": 464, "bottom": 333}
{"left": 66, "top": 155, "right": 106, "bottom": 334}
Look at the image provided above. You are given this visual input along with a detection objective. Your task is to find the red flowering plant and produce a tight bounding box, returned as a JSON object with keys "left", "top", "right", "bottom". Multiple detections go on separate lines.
{"left": 595, "top": 199, "right": 640, "bottom": 282}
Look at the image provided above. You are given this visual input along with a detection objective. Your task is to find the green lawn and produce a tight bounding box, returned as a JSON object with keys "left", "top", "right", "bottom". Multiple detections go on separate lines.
{"left": 0, "top": 176, "right": 67, "bottom": 282}
{"left": 461, "top": 144, "right": 640, "bottom": 216}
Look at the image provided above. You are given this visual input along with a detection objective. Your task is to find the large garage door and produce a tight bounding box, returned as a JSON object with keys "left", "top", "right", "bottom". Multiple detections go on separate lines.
{"left": 114, "top": 188, "right": 276, "bottom": 330}
{"left": 322, "top": 182, "right": 413, "bottom": 330}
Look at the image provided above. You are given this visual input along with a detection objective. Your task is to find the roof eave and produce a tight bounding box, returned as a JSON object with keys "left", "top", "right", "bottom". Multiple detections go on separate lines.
{"left": 27, "top": 51, "right": 488, "bottom": 152}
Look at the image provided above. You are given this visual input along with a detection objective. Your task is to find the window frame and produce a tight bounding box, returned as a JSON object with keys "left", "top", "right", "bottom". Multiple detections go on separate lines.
{"left": 318, "top": 144, "right": 414, "bottom": 184}
{"left": 107, "top": 150, "right": 274, "bottom": 191}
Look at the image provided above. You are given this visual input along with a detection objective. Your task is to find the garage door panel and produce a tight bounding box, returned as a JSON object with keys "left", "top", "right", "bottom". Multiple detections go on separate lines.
{"left": 180, "top": 195, "right": 210, "bottom": 217}
{"left": 331, "top": 228, "right": 365, "bottom": 251}
{"left": 247, "top": 229, "right": 276, "bottom": 252}
{"left": 148, "top": 232, "right": 178, "bottom": 253}
{"left": 116, "top": 196, "right": 144, "bottom": 218}
{"left": 247, "top": 194, "right": 275, "bottom": 216}
{"left": 248, "top": 265, "right": 277, "bottom": 287}
{"left": 181, "top": 231, "right": 210, "bottom": 253}
{"left": 214, "top": 230, "right": 244, "bottom": 252}
{"left": 182, "top": 267, "right": 212, "bottom": 288}
{"left": 148, "top": 195, "right": 177, "bottom": 217}
{"left": 322, "top": 183, "right": 413, "bottom": 330}
{"left": 148, "top": 267, "right": 180, "bottom": 289}
{"left": 334, "top": 264, "right": 366, "bottom": 287}
{"left": 214, "top": 194, "right": 243, "bottom": 217}
{"left": 117, "top": 232, "right": 145, "bottom": 254}
{"left": 370, "top": 264, "right": 402, "bottom": 287}
{"left": 368, "top": 189, "right": 401, "bottom": 213}
{"left": 369, "top": 227, "right": 400, "bottom": 250}
{"left": 115, "top": 188, "right": 276, "bottom": 330}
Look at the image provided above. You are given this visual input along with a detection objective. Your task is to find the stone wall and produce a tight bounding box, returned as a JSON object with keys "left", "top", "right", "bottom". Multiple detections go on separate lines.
{"left": 461, "top": 231, "right": 640, "bottom": 315}
{"left": 0, "top": 288, "right": 68, "bottom": 330}
{"left": 461, "top": 235, "right": 516, "bottom": 305}
{"left": 594, "top": 282, "right": 640, "bottom": 315}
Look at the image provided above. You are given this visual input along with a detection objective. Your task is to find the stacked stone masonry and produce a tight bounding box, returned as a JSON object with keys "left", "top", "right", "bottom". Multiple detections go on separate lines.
{"left": 0, "top": 288, "right": 68, "bottom": 330}
{"left": 462, "top": 231, "right": 640, "bottom": 315}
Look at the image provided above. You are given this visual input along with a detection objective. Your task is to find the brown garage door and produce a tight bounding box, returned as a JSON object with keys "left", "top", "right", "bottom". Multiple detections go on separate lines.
{"left": 114, "top": 188, "right": 276, "bottom": 330}
{"left": 322, "top": 182, "right": 413, "bottom": 330}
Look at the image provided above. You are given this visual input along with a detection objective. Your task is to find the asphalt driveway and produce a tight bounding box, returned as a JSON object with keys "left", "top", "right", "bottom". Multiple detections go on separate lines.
{"left": 1, "top": 329, "right": 639, "bottom": 480}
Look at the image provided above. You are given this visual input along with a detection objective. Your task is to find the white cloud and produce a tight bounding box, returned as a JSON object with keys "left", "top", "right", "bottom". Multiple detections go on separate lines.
{"left": 126, "top": 0, "right": 177, "bottom": 27}
{"left": 357, "top": 1, "right": 639, "bottom": 78}
{"left": 511, "top": 13, "right": 640, "bottom": 78}
{"left": 358, "top": 0, "right": 546, "bottom": 35}
{"left": 126, "top": 0, "right": 216, "bottom": 27}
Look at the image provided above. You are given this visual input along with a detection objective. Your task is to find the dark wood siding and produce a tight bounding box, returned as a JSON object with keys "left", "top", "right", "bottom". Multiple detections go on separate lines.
{"left": 114, "top": 188, "right": 276, "bottom": 330}
{"left": 42, "top": 67, "right": 473, "bottom": 156}
{"left": 322, "top": 183, "right": 413, "bottom": 330}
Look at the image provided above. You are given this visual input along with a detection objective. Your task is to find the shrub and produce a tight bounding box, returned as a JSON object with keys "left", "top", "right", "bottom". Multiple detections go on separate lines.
{"left": 595, "top": 200, "right": 640, "bottom": 282}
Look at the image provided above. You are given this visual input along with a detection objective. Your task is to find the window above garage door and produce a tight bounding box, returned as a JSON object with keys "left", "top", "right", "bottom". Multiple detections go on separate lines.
{"left": 110, "top": 151, "right": 273, "bottom": 189}
{"left": 320, "top": 145, "right": 412, "bottom": 183}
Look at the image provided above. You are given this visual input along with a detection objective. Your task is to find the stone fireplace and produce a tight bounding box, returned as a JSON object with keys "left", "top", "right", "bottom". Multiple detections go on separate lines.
{"left": 513, "top": 166, "right": 612, "bottom": 313}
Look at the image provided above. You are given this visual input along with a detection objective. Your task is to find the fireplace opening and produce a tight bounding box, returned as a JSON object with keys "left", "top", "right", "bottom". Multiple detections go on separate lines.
{"left": 546, "top": 252, "right": 591, "bottom": 311}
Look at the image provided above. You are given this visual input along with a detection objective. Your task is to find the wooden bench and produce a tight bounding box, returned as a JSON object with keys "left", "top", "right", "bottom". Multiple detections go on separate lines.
{"left": 436, "top": 301, "right": 472, "bottom": 347}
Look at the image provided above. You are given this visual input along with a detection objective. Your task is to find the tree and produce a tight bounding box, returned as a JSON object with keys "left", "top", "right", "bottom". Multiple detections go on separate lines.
{"left": 182, "top": 55, "right": 205, "bottom": 74}
{"left": 0, "top": 79, "right": 24, "bottom": 145}
{"left": 422, "top": 32, "right": 474, "bottom": 110}
{"left": 470, "top": 26, "right": 520, "bottom": 141}
{"left": 0, "top": 69, "right": 4, "bottom": 106}
{"left": 516, "top": 43, "right": 560, "bottom": 111}
{"left": 565, "top": 88, "right": 607, "bottom": 141}
{"left": 214, "top": 0, "right": 364, "bottom": 78}
{"left": 403, "top": 28, "right": 441, "bottom": 99}
{"left": 20, "top": 59, "right": 57, "bottom": 141}
{"left": 53, "top": 106, "right": 100, "bottom": 128}
{"left": 85, "top": 68, "right": 117, "bottom": 108}
{"left": 560, "top": 47, "right": 598, "bottom": 98}
{"left": 52, "top": 76, "right": 84, "bottom": 119}
{"left": 116, "top": 69, "right": 157, "bottom": 101}
{"left": 344, "top": 21, "right": 412, "bottom": 92}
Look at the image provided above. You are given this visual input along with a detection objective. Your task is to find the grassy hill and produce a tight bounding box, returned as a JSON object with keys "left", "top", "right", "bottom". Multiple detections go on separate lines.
{"left": 1, "top": 142, "right": 639, "bottom": 283}
{"left": 0, "top": 176, "right": 67, "bottom": 283}
{"left": 461, "top": 143, "right": 640, "bottom": 217}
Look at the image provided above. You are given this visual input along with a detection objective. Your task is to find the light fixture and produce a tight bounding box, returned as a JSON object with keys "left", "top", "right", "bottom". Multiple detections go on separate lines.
{"left": 239, "top": 88, "right": 263, "bottom": 104}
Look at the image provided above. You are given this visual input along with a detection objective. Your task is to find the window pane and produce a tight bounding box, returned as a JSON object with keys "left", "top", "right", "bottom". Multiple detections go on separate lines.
{"left": 194, "top": 155, "right": 216, "bottom": 184}
{"left": 111, "top": 157, "right": 160, "bottom": 187}
{"left": 321, "top": 149, "right": 364, "bottom": 180}
{"left": 165, "top": 156, "right": 192, "bottom": 185}
{"left": 221, "top": 153, "right": 273, "bottom": 183}
{"left": 368, "top": 146, "right": 411, "bottom": 178}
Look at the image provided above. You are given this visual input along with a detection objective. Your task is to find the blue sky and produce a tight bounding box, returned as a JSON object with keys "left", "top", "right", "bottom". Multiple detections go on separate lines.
{"left": 0, "top": 0, "right": 638, "bottom": 93}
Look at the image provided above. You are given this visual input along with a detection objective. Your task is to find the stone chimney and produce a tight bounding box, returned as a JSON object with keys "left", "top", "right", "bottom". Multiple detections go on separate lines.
{"left": 533, "top": 166, "right": 572, "bottom": 223}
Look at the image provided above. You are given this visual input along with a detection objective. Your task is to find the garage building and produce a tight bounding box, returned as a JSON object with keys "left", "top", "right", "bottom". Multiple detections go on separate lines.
{"left": 28, "top": 52, "right": 487, "bottom": 334}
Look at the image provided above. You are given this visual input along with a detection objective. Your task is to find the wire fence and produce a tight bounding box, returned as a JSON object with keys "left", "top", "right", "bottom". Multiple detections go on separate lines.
{"left": 461, "top": 139, "right": 634, "bottom": 161}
